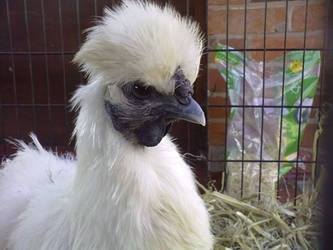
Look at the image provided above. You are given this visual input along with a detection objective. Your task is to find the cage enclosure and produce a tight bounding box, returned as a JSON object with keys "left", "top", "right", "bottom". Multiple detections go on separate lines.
{"left": 1, "top": 0, "right": 332, "bottom": 249}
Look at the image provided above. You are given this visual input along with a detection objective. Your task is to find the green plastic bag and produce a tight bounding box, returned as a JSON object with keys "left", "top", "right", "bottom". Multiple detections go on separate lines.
{"left": 215, "top": 43, "right": 320, "bottom": 198}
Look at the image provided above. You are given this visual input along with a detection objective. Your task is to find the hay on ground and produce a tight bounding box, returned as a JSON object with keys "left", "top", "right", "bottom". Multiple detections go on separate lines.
{"left": 199, "top": 180, "right": 321, "bottom": 250}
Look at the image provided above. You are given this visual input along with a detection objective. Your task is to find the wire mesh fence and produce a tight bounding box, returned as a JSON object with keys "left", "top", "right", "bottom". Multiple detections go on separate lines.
{"left": 0, "top": 0, "right": 331, "bottom": 203}
{"left": 206, "top": 0, "right": 331, "bottom": 202}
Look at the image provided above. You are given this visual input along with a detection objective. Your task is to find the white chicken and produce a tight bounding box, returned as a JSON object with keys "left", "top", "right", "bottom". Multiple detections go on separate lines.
{"left": 0, "top": 1, "right": 213, "bottom": 249}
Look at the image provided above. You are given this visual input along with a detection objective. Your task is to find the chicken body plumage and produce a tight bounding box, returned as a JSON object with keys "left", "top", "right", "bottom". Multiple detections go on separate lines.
{"left": 71, "top": 132, "right": 212, "bottom": 250}
{"left": 0, "top": 132, "right": 212, "bottom": 250}
{"left": 0, "top": 1, "right": 213, "bottom": 249}
{"left": 0, "top": 137, "right": 75, "bottom": 249}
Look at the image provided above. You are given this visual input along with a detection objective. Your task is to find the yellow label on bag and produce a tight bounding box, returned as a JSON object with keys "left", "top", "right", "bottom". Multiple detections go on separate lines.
{"left": 289, "top": 61, "right": 303, "bottom": 73}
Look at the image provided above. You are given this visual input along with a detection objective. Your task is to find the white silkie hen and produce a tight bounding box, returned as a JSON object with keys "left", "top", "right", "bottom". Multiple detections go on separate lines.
{"left": 0, "top": 1, "right": 213, "bottom": 249}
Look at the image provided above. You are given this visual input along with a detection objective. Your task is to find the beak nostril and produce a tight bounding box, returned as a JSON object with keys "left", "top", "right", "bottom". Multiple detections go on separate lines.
{"left": 177, "top": 95, "right": 191, "bottom": 105}
{"left": 174, "top": 86, "right": 192, "bottom": 105}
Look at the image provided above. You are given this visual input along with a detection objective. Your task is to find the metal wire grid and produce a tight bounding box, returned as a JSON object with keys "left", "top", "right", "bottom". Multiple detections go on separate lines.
{"left": 0, "top": 0, "right": 199, "bottom": 159}
{"left": 0, "top": 0, "right": 116, "bottom": 156}
{"left": 0, "top": 0, "right": 330, "bottom": 201}
{"left": 207, "top": 0, "right": 331, "bottom": 201}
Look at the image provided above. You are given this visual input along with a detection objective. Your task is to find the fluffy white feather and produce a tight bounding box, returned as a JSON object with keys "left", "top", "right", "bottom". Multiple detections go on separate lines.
{"left": 73, "top": 0, "right": 203, "bottom": 94}
{"left": 0, "top": 136, "right": 76, "bottom": 249}
{"left": 0, "top": 1, "right": 213, "bottom": 249}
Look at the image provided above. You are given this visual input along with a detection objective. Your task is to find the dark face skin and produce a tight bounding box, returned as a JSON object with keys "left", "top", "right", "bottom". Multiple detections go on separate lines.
{"left": 105, "top": 67, "right": 205, "bottom": 147}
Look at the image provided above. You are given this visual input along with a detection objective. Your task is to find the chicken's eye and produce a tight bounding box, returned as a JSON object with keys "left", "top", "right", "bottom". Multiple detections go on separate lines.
{"left": 132, "top": 83, "right": 152, "bottom": 99}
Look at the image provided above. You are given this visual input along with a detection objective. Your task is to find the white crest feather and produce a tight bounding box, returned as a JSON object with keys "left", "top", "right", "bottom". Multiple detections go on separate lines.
{"left": 0, "top": 1, "right": 213, "bottom": 249}
{"left": 73, "top": 0, "right": 203, "bottom": 94}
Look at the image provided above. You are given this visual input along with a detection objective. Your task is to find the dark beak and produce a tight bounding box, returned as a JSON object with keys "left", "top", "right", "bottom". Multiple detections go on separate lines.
{"left": 163, "top": 96, "right": 206, "bottom": 126}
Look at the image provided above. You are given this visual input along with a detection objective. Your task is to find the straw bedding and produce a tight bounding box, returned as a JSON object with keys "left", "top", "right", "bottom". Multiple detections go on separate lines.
{"left": 199, "top": 181, "right": 321, "bottom": 250}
